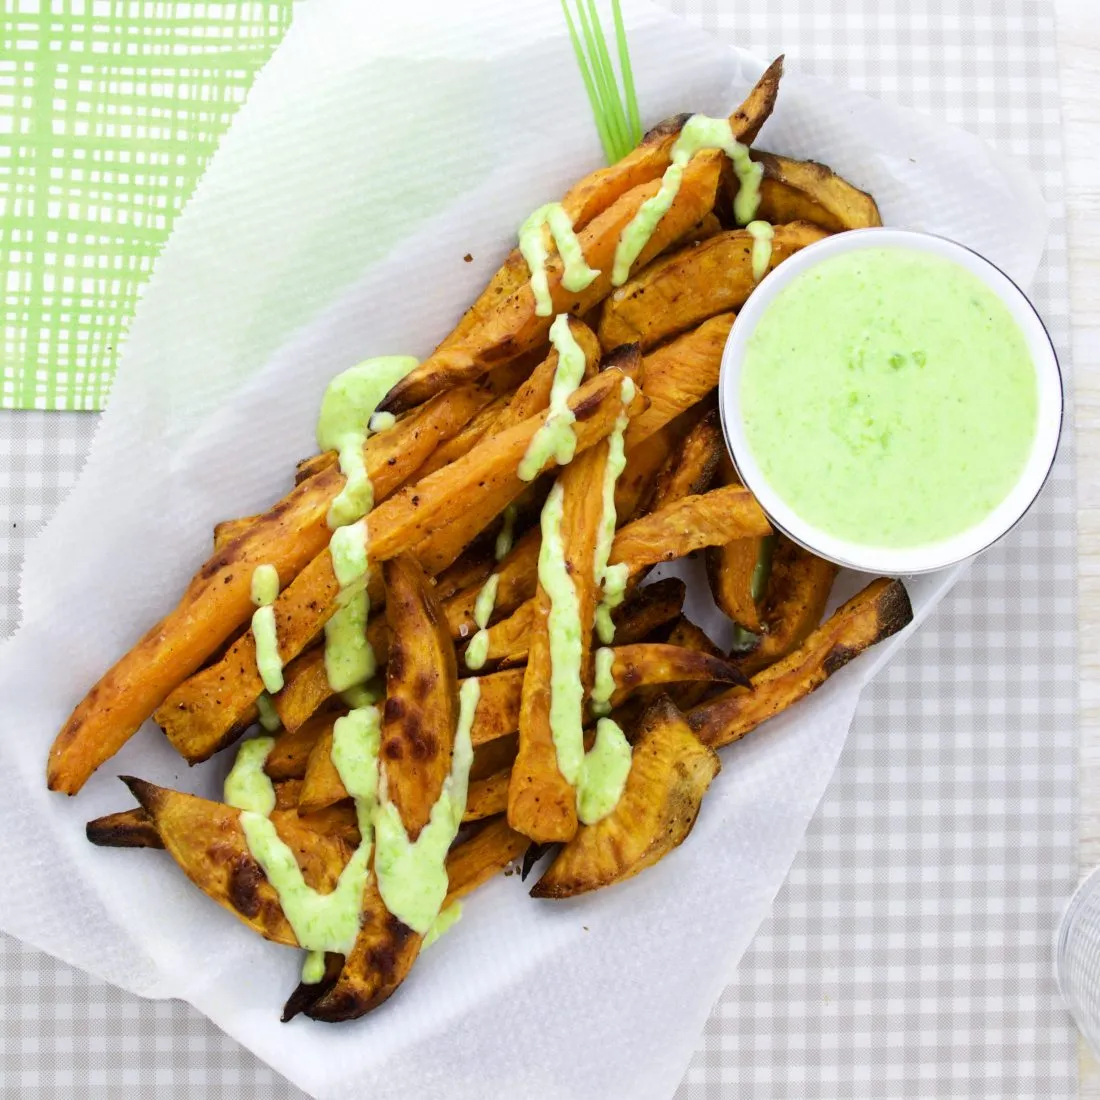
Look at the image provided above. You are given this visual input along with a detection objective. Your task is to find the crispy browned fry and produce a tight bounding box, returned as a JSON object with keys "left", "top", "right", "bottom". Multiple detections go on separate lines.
{"left": 156, "top": 368, "right": 644, "bottom": 765}
{"left": 689, "top": 578, "right": 913, "bottom": 749}
{"left": 469, "top": 730, "right": 518, "bottom": 780}
{"left": 737, "top": 537, "right": 841, "bottom": 676}
{"left": 605, "top": 643, "right": 749, "bottom": 709}
{"left": 664, "top": 619, "right": 725, "bottom": 711}
{"left": 509, "top": 441, "right": 610, "bottom": 844}
{"left": 750, "top": 151, "right": 882, "bottom": 232}
{"left": 613, "top": 418, "right": 683, "bottom": 523}
{"left": 599, "top": 222, "right": 829, "bottom": 352}
{"left": 704, "top": 452, "right": 764, "bottom": 631}
{"left": 121, "top": 778, "right": 351, "bottom": 947}
{"left": 48, "top": 387, "right": 488, "bottom": 796}
{"left": 412, "top": 394, "right": 511, "bottom": 480}
{"left": 298, "top": 728, "right": 346, "bottom": 815}
{"left": 435, "top": 59, "right": 783, "bottom": 357}
{"left": 443, "top": 816, "right": 530, "bottom": 904}
{"left": 470, "top": 668, "right": 525, "bottom": 747}
{"left": 381, "top": 157, "right": 723, "bottom": 413}
{"left": 531, "top": 697, "right": 720, "bottom": 898}
{"left": 464, "top": 770, "right": 510, "bottom": 822}
{"left": 264, "top": 701, "right": 344, "bottom": 781}
{"left": 432, "top": 544, "right": 496, "bottom": 604}
{"left": 607, "top": 485, "right": 772, "bottom": 570}
{"left": 86, "top": 807, "right": 163, "bottom": 849}
{"left": 273, "top": 778, "right": 303, "bottom": 811}
{"left": 624, "top": 314, "right": 731, "bottom": 447}
{"left": 612, "top": 579, "right": 687, "bottom": 644}
{"left": 270, "top": 647, "right": 330, "bottom": 732}
{"left": 213, "top": 516, "right": 260, "bottom": 552}
{"left": 380, "top": 556, "right": 459, "bottom": 837}
{"left": 649, "top": 407, "right": 723, "bottom": 512}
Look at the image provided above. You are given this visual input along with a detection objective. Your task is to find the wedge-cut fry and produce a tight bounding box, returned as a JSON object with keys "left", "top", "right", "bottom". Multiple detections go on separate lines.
{"left": 750, "top": 150, "right": 882, "bottom": 232}
{"left": 434, "top": 59, "right": 783, "bottom": 357}
{"left": 469, "top": 730, "right": 518, "bottom": 780}
{"left": 738, "top": 536, "right": 840, "bottom": 676}
{"left": 156, "top": 368, "right": 644, "bottom": 765}
{"left": 624, "top": 314, "right": 732, "bottom": 447}
{"left": 689, "top": 578, "right": 913, "bottom": 749}
{"left": 664, "top": 618, "right": 726, "bottom": 711}
{"left": 607, "top": 485, "right": 772, "bottom": 571}
{"left": 509, "top": 442, "right": 610, "bottom": 844}
{"left": 213, "top": 516, "right": 261, "bottom": 552}
{"left": 121, "top": 778, "right": 352, "bottom": 947}
{"left": 380, "top": 555, "right": 459, "bottom": 837}
{"left": 464, "top": 770, "right": 510, "bottom": 822}
{"left": 86, "top": 807, "right": 163, "bottom": 849}
{"left": 599, "top": 222, "right": 829, "bottom": 352}
{"left": 649, "top": 407, "right": 722, "bottom": 512}
{"left": 264, "top": 701, "right": 344, "bottom": 781}
{"left": 604, "top": 643, "right": 749, "bottom": 709}
{"left": 381, "top": 156, "right": 723, "bottom": 413}
{"left": 278, "top": 803, "right": 360, "bottom": 845}
{"left": 270, "top": 646, "right": 330, "bottom": 733}
{"left": 705, "top": 453, "right": 764, "bottom": 631}
{"left": 613, "top": 418, "right": 684, "bottom": 523}
{"left": 443, "top": 816, "right": 530, "bottom": 905}
{"left": 611, "top": 579, "right": 687, "bottom": 644}
{"left": 273, "top": 778, "right": 303, "bottom": 811}
{"left": 531, "top": 697, "right": 720, "bottom": 898}
{"left": 470, "top": 668, "right": 526, "bottom": 747}
{"left": 48, "top": 386, "right": 489, "bottom": 796}
{"left": 303, "top": 877, "right": 422, "bottom": 1022}
{"left": 298, "top": 729, "right": 346, "bottom": 815}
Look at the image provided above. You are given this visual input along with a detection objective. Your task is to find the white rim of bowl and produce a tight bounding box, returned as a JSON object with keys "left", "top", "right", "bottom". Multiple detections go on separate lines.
{"left": 718, "top": 227, "right": 1064, "bottom": 575}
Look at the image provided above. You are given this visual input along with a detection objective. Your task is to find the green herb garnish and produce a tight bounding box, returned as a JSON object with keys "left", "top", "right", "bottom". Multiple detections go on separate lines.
{"left": 561, "top": 0, "right": 643, "bottom": 165}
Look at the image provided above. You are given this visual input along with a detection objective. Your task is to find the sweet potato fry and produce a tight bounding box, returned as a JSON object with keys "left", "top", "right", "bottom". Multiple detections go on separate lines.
{"left": 263, "top": 701, "right": 344, "bottom": 782}
{"left": 648, "top": 408, "right": 723, "bottom": 512}
{"left": 86, "top": 807, "right": 163, "bottom": 849}
{"left": 121, "top": 778, "right": 351, "bottom": 947}
{"left": 379, "top": 556, "right": 459, "bottom": 837}
{"left": 464, "top": 770, "right": 510, "bottom": 822}
{"left": 381, "top": 156, "right": 723, "bottom": 413}
{"left": 613, "top": 418, "right": 685, "bottom": 523}
{"left": 273, "top": 778, "right": 303, "bottom": 811}
{"left": 509, "top": 441, "right": 609, "bottom": 844}
{"left": 270, "top": 647, "right": 330, "bottom": 733}
{"left": 663, "top": 619, "right": 726, "bottom": 711}
{"left": 435, "top": 59, "right": 783, "bottom": 357}
{"left": 599, "top": 222, "right": 829, "bottom": 352}
{"left": 689, "top": 578, "right": 913, "bottom": 749}
{"left": 156, "top": 368, "right": 644, "bottom": 765}
{"left": 531, "top": 697, "right": 720, "bottom": 898}
{"left": 611, "top": 579, "right": 687, "bottom": 644}
{"left": 750, "top": 150, "right": 882, "bottom": 232}
{"left": 604, "top": 643, "right": 749, "bottom": 709}
{"left": 432, "top": 545, "right": 496, "bottom": 604}
{"left": 298, "top": 729, "right": 346, "bottom": 815}
{"left": 443, "top": 816, "right": 530, "bottom": 905}
{"left": 469, "top": 731, "right": 518, "bottom": 780}
{"left": 624, "top": 314, "right": 732, "bottom": 447}
{"left": 705, "top": 453, "right": 764, "bottom": 632}
{"left": 213, "top": 516, "right": 261, "bottom": 552}
{"left": 737, "top": 536, "right": 840, "bottom": 676}
{"left": 48, "top": 385, "right": 488, "bottom": 795}
{"left": 470, "top": 668, "right": 526, "bottom": 747}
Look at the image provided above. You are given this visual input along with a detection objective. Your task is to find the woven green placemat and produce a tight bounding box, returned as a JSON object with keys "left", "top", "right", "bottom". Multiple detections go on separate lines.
{"left": 0, "top": 0, "right": 295, "bottom": 411}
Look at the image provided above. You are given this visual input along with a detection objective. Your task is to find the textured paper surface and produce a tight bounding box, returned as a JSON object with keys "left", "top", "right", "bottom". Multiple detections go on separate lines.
{"left": 0, "top": 1, "right": 1048, "bottom": 1097}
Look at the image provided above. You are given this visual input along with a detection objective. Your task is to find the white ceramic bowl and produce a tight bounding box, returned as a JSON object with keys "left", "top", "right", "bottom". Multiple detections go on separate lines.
{"left": 718, "top": 227, "right": 1063, "bottom": 575}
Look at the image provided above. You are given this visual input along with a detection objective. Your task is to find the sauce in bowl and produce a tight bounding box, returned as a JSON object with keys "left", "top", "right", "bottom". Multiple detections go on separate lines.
{"left": 721, "top": 229, "right": 1062, "bottom": 574}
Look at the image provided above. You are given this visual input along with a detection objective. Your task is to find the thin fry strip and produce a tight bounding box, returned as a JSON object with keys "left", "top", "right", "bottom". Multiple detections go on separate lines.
{"left": 156, "top": 368, "right": 644, "bottom": 765}
{"left": 688, "top": 578, "right": 913, "bottom": 749}
{"left": 47, "top": 384, "right": 489, "bottom": 794}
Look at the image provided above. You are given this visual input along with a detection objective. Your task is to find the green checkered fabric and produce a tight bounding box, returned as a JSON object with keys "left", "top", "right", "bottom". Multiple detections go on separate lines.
{"left": 0, "top": 0, "right": 294, "bottom": 410}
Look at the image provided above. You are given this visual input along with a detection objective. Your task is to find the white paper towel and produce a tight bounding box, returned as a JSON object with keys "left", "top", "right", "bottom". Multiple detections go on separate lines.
{"left": 0, "top": 0, "right": 1048, "bottom": 1096}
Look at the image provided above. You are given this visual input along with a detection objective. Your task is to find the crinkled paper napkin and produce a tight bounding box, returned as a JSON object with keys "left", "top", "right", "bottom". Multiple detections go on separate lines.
{"left": 0, "top": 1, "right": 1048, "bottom": 1097}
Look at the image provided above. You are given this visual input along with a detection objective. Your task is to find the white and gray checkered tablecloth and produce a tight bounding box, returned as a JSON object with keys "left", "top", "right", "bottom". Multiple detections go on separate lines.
{"left": 0, "top": 1, "right": 1077, "bottom": 1096}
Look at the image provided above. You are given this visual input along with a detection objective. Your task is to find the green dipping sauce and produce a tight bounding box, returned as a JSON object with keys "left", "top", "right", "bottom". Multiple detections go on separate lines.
{"left": 740, "top": 247, "right": 1039, "bottom": 548}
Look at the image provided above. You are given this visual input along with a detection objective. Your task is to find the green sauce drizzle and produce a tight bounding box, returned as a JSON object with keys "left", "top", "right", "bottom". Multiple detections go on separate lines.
{"left": 255, "top": 693, "right": 281, "bottom": 732}
{"left": 250, "top": 564, "right": 284, "bottom": 694}
{"left": 746, "top": 219, "right": 774, "bottom": 282}
{"left": 464, "top": 572, "right": 500, "bottom": 672}
{"left": 592, "top": 379, "right": 634, "bottom": 644}
{"left": 224, "top": 735, "right": 277, "bottom": 815}
{"left": 422, "top": 901, "right": 463, "bottom": 949}
{"left": 612, "top": 114, "right": 763, "bottom": 286}
{"left": 494, "top": 503, "right": 518, "bottom": 561}
{"left": 577, "top": 718, "right": 632, "bottom": 824}
{"left": 317, "top": 357, "right": 419, "bottom": 529}
{"left": 590, "top": 646, "right": 616, "bottom": 717}
{"left": 373, "top": 678, "right": 480, "bottom": 935}
{"left": 301, "top": 950, "right": 326, "bottom": 984}
{"left": 517, "top": 314, "right": 588, "bottom": 482}
{"left": 324, "top": 518, "right": 375, "bottom": 692}
{"left": 519, "top": 202, "right": 601, "bottom": 317}
{"left": 368, "top": 411, "right": 396, "bottom": 434}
